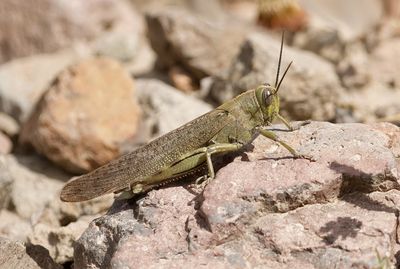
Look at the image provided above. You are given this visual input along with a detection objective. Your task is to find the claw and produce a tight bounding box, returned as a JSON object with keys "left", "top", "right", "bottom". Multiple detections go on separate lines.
{"left": 195, "top": 175, "right": 207, "bottom": 185}
{"left": 291, "top": 120, "right": 311, "bottom": 131}
{"left": 294, "top": 153, "right": 315, "bottom": 162}
{"left": 194, "top": 175, "right": 213, "bottom": 190}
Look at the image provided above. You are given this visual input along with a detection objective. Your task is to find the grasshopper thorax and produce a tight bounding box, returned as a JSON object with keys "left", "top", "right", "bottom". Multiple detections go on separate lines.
{"left": 255, "top": 83, "right": 280, "bottom": 124}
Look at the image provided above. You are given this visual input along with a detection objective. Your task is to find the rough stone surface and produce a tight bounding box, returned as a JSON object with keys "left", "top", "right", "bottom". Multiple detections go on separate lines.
{"left": 367, "top": 38, "right": 400, "bottom": 90}
{"left": 298, "top": 0, "right": 383, "bottom": 41}
{"left": 135, "top": 79, "right": 212, "bottom": 141}
{"left": 0, "top": 210, "right": 32, "bottom": 242}
{"left": 294, "top": 0, "right": 384, "bottom": 62}
{"left": 0, "top": 132, "right": 12, "bottom": 154}
{"left": 339, "top": 38, "right": 400, "bottom": 123}
{"left": 34, "top": 194, "right": 114, "bottom": 228}
{"left": 20, "top": 57, "right": 142, "bottom": 173}
{"left": 29, "top": 215, "right": 101, "bottom": 264}
{"left": 0, "top": 237, "right": 61, "bottom": 269}
{"left": 0, "top": 47, "right": 91, "bottom": 122}
{"left": 0, "top": 0, "right": 139, "bottom": 63}
{"left": 74, "top": 121, "right": 400, "bottom": 268}
{"left": 23, "top": 189, "right": 113, "bottom": 264}
{"left": 0, "top": 154, "right": 68, "bottom": 225}
{"left": 0, "top": 156, "right": 13, "bottom": 210}
{"left": 146, "top": 8, "right": 247, "bottom": 80}
{"left": 208, "top": 33, "right": 344, "bottom": 121}
{"left": 336, "top": 42, "right": 371, "bottom": 89}
{"left": 5, "top": 155, "right": 65, "bottom": 220}
{"left": 0, "top": 112, "right": 19, "bottom": 137}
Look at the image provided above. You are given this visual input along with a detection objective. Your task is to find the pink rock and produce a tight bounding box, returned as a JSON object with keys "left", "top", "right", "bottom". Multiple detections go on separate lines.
{"left": 74, "top": 122, "right": 400, "bottom": 268}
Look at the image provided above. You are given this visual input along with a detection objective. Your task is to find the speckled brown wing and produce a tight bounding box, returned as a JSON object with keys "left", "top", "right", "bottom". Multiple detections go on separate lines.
{"left": 60, "top": 109, "right": 234, "bottom": 202}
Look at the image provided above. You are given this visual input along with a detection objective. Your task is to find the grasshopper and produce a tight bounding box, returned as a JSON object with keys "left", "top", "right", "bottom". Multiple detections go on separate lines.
{"left": 60, "top": 34, "right": 311, "bottom": 202}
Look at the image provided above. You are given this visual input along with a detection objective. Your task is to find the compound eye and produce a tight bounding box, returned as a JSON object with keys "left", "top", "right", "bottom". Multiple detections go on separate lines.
{"left": 262, "top": 89, "right": 273, "bottom": 106}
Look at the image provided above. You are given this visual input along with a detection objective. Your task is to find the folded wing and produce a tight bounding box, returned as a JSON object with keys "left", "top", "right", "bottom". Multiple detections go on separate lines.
{"left": 60, "top": 109, "right": 233, "bottom": 201}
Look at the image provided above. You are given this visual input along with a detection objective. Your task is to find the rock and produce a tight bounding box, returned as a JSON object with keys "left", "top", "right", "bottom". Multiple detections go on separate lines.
{"left": 341, "top": 82, "right": 400, "bottom": 123}
{"left": 336, "top": 42, "right": 371, "bottom": 89}
{"left": 208, "top": 33, "right": 344, "bottom": 121}
{"left": 298, "top": 0, "right": 384, "bottom": 40}
{"left": 0, "top": 132, "right": 12, "bottom": 154}
{"left": 90, "top": 3, "right": 156, "bottom": 76}
{"left": 135, "top": 79, "right": 212, "bottom": 140}
{"left": 250, "top": 191, "right": 398, "bottom": 268}
{"left": 223, "top": 0, "right": 258, "bottom": 23}
{"left": 0, "top": 210, "right": 32, "bottom": 242}
{"left": 29, "top": 215, "right": 101, "bottom": 264}
{"left": 0, "top": 47, "right": 91, "bottom": 122}
{"left": 74, "top": 121, "right": 400, "bottom": 268}
{"left": 367, "top": 38, "right": 400, "bottom": 89}
{"left": 382, "top": 0, "right": 400, "bottom": 17}
{"left": 26, "top": 188, "right": 113, "bottom": 264}
{"left": 339, "top": 38, "right": 400, "bottom": 123}
{"left": 0, "top": 154, "right": 68, "bottom": 220}
{"left": 123, "top": 39, "right": 157, "bottom": 76}
{"left": 20, "top": 57, "right": 142, "bottom": 173}
{"left": 0, "top": 237, "right": 61, "bottom": 269}
{"left": 294, "top": 0, "right": 384, "bottom": 62}
{"left": 0, "top": 157, "right": 13, "bottom": 209}
{"left": 0, "top": 0, "right": 139, "bottom": 63}
{"left": 168, "top": 66, "right": 196, "bottom": 93}
{"left": 146, "top": 8, "right": 248, "bottom": 80}
{"left": 90, "top": 4, "right": 144, "bottom": 62}
{"left": 34, "top": 194, "right": 114, "bottom": 228}
{"left": 74, "top": 190, "right": 195, "bottom": 269}
{"left": 0, "top": 112, "right": 19, "bottom": 137}
{"left": 5, "top": 155, "right": 65, "bottom": 220}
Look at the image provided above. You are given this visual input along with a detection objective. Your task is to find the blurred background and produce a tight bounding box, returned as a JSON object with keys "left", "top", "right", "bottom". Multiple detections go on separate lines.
{"left": 0, "top": 0, "right": 400, "bottom": 266}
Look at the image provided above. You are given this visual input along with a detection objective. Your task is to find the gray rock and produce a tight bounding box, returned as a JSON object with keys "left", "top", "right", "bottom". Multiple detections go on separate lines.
{"left": 33, "top": 194, "right": 114, "bottom": 228}
{"left": 0, "top": 47, "right": 91, "bottom": 122}
{"left": 0, "top": 154, "right": 67, "bottom": 220}
{"left": 0, "top": 0, "right": 139, "bottom": 63}
{"left": 0, "top": 237, "right": 61, "bottom": 269}
{"left": 91, "top": 5, "right": 144, "bottom": 62}
{"left": 0, "top": 132, "right": 12, "bottom": 154}
{"left": 146, "top": 8, "right": 247, "bottom": 80}
{"left": 208, "top": 33, "right": 344, "bottom": 121}
{"left": 0, "top": 112, "right": 19, "bottom": 137}
{"left": 298, "top": 0, "right": 383, "bottom": 41}
{"left": 336, "top": 42, "right": 371, "bottom": 89}
{"left": 367, "top": 38, "right": 400, "bottom": 90}
{"left": 339, "top": 39, "right": 400, "bottom": 123}
{"left": 0, "top": 210, "right": 32, "bottom": 242}
{"left": 135, "top": 79, "right": 212, "bottom": 140}
{"left": 27, "top": 187, "right": 113, "bottom": 264}
{"left": 294, "top": 0, "right": 384, "bottom": 62}
{"left": 0, "top": 156, "right": 13, "bottom": 210}
{"left": 29, "top": 215, "right": 101, "bottom": 264}
{"left": 74, "top": 121, "right": 400, "bottom": 268}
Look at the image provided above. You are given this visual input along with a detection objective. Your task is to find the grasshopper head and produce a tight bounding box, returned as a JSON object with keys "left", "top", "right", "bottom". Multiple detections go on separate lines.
{"left": 254, "top": 32, "right": 293, "bottom": 125}
{"left": 255, "top": 32, "right": 293, "bottom": 125}
{"left": 255, "top": 83, "right": 280, "bottom": 124}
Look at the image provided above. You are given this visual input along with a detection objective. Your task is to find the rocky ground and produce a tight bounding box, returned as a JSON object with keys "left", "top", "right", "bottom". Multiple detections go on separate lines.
{"left": 0, "top": 0, "right": 400, "bottom": 268}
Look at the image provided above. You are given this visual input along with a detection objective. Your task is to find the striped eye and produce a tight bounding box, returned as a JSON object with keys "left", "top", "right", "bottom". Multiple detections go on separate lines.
{"left": 263, "top": 89, "right": 273, "bottom": 106}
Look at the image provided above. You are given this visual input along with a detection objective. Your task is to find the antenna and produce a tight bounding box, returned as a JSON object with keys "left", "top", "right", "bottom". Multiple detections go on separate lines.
{"left": 274, "top": 32, "right": 285, "bottom": 89}
{"left": 276, "top": 61, "right": 292, "bottom": 92}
